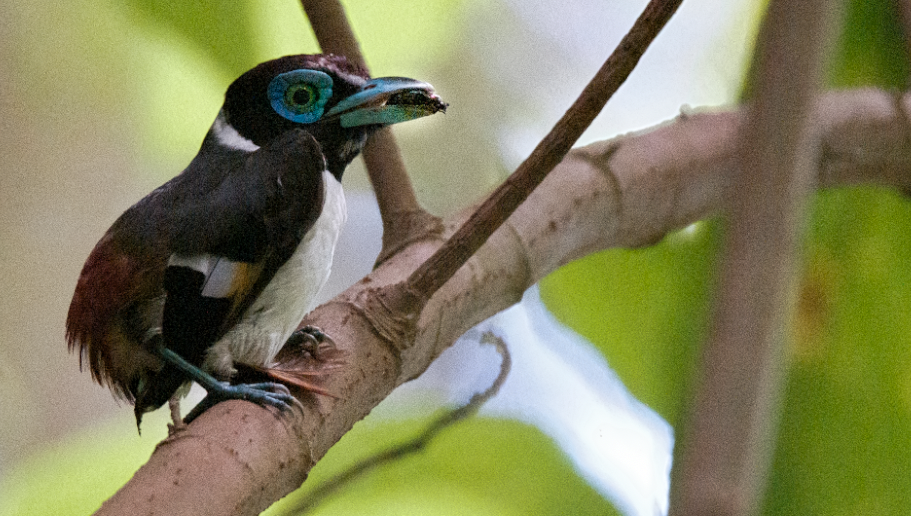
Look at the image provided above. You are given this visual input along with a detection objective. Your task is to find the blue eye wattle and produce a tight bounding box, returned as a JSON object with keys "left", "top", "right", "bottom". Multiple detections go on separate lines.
{"left": 267, "top": 69, "right": 334, "bottom": 123}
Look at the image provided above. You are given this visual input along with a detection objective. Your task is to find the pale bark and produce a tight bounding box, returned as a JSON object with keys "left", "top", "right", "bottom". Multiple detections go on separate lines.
{"left": 95, "top": 88, "right": 911, "bottom": 515}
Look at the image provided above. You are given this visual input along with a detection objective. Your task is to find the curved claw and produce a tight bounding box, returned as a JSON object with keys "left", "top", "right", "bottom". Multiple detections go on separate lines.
{"left": 183, "top": 381, "right": 300, "bottom": 424}
{"left": 229, "top": 381, "right": 296, "bottom": 407}
{"left": 286, "top": 325, "right": 336, "bottom": 360}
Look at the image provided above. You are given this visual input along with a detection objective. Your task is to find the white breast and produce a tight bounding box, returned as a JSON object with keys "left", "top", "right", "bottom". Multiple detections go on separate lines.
{"left": 204, "top": 171, "right": 346, "bottom": 375}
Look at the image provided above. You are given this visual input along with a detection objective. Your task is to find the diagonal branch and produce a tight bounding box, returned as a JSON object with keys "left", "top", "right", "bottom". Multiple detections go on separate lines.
{"left": 367, "top": 0, "right": 685, "bottom": 334}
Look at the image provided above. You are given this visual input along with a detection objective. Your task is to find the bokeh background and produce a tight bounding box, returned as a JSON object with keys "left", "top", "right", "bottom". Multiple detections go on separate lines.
{"left": 2, "top": 0, "right": 911, "bottom": 514}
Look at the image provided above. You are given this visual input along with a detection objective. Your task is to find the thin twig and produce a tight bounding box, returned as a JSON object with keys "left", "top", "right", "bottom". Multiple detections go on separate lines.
{"left": 299, "top": 0, "right": 429, "bottom": 251}
{"left": 668, "top": 1, "right": 842, "bottom": 515}
{"left": 388, "top": 0, "right": 684, "bottom": 315}
{"left": 281, "top": 332, "right": 511, "bottom": 515}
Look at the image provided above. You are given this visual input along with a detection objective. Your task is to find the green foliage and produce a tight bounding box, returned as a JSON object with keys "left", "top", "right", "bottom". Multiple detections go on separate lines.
{"left": 268, "top": 416, "right": 619, "bottom": 516}
{"left": 540, "top": 222, "right": 720, "bottom": 424}
{"left": 764, "top": 187, "right": 911, "bottom": 514}
{"left": 542, "top": 0, "right": 911, "bottom": 514}
{"left": 830, "top": 0, "right": 909, "bottom": 88}
{"left": 0, "top": 414, "right": 171, "bottom": 516}
{"left": 126, "top": 1, "right": 272, "bottom": 76}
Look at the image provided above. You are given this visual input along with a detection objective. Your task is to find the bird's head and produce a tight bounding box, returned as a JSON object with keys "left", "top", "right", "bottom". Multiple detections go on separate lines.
{"left": 218, "top": 54, "right": 446, "bottom": 178}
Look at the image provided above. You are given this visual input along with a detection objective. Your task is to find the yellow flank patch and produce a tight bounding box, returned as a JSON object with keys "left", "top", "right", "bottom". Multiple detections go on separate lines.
{"left": 200, "top": 258, "right": 260, "bottom": 300}
{"left": 229, "top": 261, "right": 262, "bottom": 299}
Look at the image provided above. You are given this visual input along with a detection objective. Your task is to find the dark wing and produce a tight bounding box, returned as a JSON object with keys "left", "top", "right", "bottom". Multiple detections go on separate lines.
{"left": 66, "top": 178, "right": 180, "bottom": 400}
{"left": 133, "top": 129, "right": 328, "bottom": 414}
{"left": 166, "top": 129, "right": 328, "bottom": 337}
{"left": 65, "top": 232, "right": 168, "bottom": 400}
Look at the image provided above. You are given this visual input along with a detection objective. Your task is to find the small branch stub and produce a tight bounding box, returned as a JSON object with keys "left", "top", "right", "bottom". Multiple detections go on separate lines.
{"left": 358, "top": 282, "right": 427, "bottom": 349}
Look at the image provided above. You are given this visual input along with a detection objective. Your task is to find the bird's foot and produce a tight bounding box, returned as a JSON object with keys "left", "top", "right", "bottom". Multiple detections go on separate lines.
{"left": 286, "top": 325, "right": 336, "bottom": 361}
{"left": 183, "top": 380, "right": 298, "bottom": 424}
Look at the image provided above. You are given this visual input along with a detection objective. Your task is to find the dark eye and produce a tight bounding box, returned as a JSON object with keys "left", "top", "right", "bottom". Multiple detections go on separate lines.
{"left": 288, "top": 84, "right": 315, "bottom": 108}
{"left": 267, "top": 69, "right": 334, "bottom": 124}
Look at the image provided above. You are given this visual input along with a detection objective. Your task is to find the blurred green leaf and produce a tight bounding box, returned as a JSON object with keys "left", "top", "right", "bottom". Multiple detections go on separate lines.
{"left": 540, "top": 223, "right": 719, "bottom": 425}
{"left": 268, "top": 415, "right": 619, "bottom": 515}
{"left": 0, "top": 413, "right": 170, "bottom": 516}
{"left": 543, "top": 0, "right": 911, "bottom": 514}
{"left": 763, "top": 187, "right": 911, "bottom": 515}
{"left": 126, "top": 0, "right": 266, "bottom": 77}
{"left": 830, "top": 0, "right": 909, "bottom": 88}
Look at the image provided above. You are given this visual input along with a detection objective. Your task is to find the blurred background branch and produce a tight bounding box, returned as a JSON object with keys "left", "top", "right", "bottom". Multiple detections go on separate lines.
{"left": 670, "top": 0, "right": 842, "bottom": 514}
{"left": 300, "top": 0, "right": 437, "bottom": 259}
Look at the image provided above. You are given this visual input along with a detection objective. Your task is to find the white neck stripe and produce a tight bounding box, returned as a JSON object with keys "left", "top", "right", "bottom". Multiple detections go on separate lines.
{"left": 212, "top": 112, "right": 260, "bottom": 152}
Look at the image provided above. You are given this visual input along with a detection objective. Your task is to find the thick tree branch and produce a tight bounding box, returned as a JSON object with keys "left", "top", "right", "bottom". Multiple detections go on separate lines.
{"left": 669, "top": 0, "right": 841, "bottom": 514}
{"left": 284, "top": 332, "right": 511, "bottom": 515}
{"left": 299, "top": 0, "right": 364, "bottom": 63}
{"left": 300, "top": 0, "right": 436, "bottom": 258}
{"left": 95, "top": 89, "right": 911, "bottom": 515}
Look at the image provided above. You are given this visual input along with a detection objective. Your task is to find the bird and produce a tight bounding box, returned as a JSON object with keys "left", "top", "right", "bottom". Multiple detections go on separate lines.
{"left": 65, "top": 54, "right": 447, "bottom": 429}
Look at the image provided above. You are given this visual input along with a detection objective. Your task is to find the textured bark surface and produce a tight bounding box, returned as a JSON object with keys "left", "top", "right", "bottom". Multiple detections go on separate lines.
{"left": 96, "top": 89, "right": 911, "bottom": 515}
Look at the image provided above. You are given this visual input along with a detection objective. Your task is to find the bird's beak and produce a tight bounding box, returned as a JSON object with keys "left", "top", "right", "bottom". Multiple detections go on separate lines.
{"left": 324, "top": 77, "right": 447, "bottom": 128}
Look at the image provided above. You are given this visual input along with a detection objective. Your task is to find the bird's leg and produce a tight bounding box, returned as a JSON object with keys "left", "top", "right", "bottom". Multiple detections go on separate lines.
{"left": 286, "top": 325, "right": 336, "bottom": 360}
{"left": 167, "top": 396, "right": 186, "bottom": 435}
{"left": 153, "top": 347, "right": 297, "bottom": 424}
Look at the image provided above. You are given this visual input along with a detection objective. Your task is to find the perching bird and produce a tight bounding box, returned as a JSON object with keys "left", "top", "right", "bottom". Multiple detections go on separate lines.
{"left": 66, "top": 54, "right": 446, "bottom": 428}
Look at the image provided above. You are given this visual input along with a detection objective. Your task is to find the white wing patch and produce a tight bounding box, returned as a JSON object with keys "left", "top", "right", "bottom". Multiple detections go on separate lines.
{"left": 201, "top": 259, "right": 242, "bottom": 298}
{"left": 167, "top": 254, "right": 242, "bottom": 299}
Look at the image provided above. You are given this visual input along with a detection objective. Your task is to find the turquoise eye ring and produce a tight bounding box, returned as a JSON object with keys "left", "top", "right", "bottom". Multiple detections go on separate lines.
{"left": 267, "top": 69, "right": 334, "bottom": 123}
